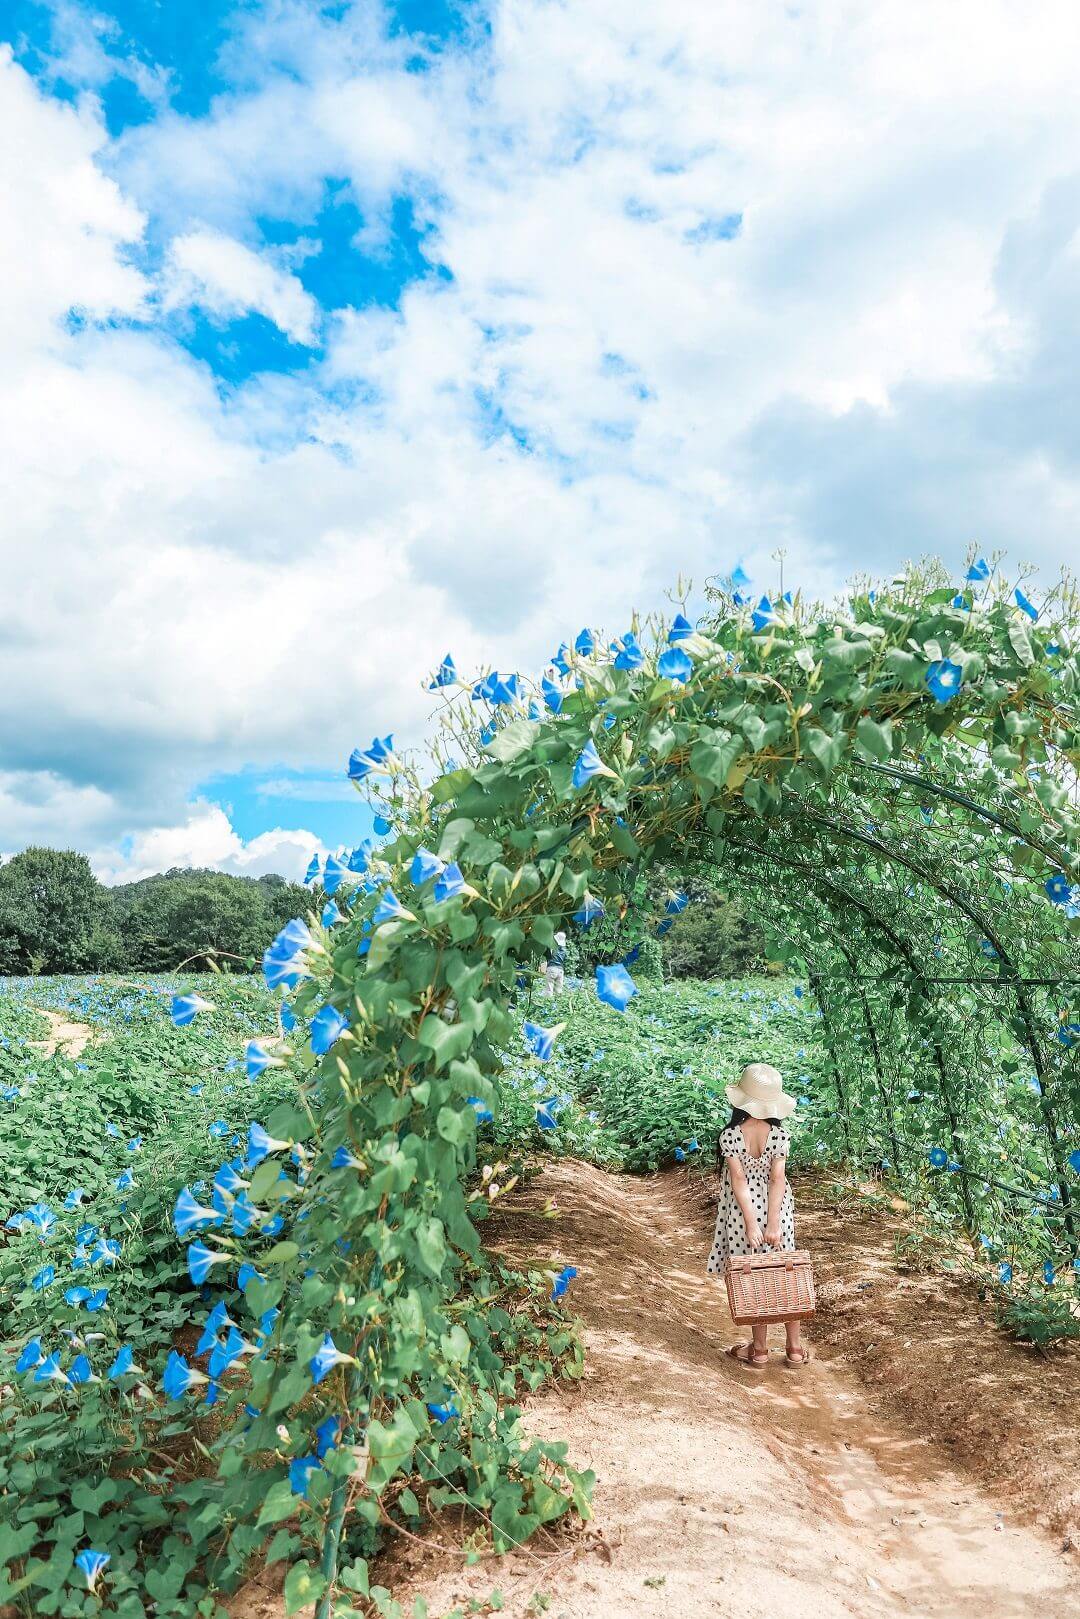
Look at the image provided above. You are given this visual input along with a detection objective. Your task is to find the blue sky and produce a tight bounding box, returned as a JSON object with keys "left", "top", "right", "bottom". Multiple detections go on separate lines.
{"left": 2, "top": 1, "right": 1080, "bottom": 879}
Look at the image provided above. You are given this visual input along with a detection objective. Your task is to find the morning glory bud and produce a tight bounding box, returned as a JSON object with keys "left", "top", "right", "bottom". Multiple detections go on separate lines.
{"left": 523, "top": 1021, "right": 565, "bottom": 1062}
{"left": 1014, "top": 587, "right": 1039, "bottom": 621}
{"left": 171, "top": 993, "right": 215, "bottom": 1027}
{"left": 310, "top": 1004, "right": 349, "bottom": 1056}
{"left": 657, "top": 647, "right": 692, "bottom": 683}
{"left": 75, "top": 1550, "right": 111, "bottom": 1593}
{"left": 595, "top": 963, "right": 639, "bottom": 1012}
{"left": 410, "top": 848, "right": 446, "bottom": 886}
{"left": 373, "top": 888, "right": 415, "bottom": 925}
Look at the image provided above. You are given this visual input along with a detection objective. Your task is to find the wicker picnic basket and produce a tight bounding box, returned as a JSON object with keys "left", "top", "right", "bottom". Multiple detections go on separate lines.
{"left": 724, "top": 1249, "right": 816, "bottom": 1325}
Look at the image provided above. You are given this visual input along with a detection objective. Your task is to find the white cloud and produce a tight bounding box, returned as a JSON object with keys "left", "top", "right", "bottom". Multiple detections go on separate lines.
{"left": 164, "top": 228, "right": 320, "bottom": 345}
{"left": 5, "top": 5, "right": 1080, "bottom": 877}
{"left": 90, "top": 802, "right": 323, "bottom": 886}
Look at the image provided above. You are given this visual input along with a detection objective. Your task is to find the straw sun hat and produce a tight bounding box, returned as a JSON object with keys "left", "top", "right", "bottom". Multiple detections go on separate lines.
{"left": 725, "top": 1062, "right": 796, "bottom": 1120}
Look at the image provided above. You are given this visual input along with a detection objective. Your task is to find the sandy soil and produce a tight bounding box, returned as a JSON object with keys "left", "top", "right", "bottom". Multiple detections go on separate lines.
{"left": 28, "top": 1008, "right": 95, "bottom": 1058}
{"left": 238, "top": 1159, "right": 1080, "bottom": 1618}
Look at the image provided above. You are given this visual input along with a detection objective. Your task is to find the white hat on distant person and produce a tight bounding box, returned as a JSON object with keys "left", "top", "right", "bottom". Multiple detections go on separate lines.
{"left": 725, "top": 1062, "right": 796, "bottom": 1120}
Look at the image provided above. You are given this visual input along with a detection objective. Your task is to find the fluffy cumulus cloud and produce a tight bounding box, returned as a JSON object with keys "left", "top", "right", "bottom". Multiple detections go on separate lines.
{"left": 3, "top": 2, "right": 1080, "bottom": 877}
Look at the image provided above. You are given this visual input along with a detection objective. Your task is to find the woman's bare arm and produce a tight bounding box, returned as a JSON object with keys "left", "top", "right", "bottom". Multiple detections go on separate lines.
{"left": 726, "top": 1155, "right": 763, "bottom": 1248}
{"left": 765, "top": 1156, "right": 786, "bottom": 1246}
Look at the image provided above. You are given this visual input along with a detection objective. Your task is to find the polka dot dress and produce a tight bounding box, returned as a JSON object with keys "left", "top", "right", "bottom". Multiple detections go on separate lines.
{"left": 707, "top": 1124, "right": 796, "bottom": 1275}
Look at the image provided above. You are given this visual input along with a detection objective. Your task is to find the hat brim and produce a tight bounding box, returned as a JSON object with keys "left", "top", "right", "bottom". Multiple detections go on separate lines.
{"left": 725, "top": 1083, "right": 796, "bottom": 1120}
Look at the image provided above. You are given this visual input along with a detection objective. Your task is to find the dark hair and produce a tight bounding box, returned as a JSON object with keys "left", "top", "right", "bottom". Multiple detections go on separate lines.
{"left": 715, "top": 1107, "right": 783, "bottom": 1175}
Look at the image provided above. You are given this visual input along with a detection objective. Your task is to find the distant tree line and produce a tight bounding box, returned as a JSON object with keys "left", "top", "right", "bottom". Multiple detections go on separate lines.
{"left": 0, "top": 847, "right": 310, "bottom": 975}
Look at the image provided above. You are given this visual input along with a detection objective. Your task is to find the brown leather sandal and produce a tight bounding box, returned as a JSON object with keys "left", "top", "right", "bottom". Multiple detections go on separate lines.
{"left": 727, "top": 1343, "right": 769, "bottom": 1369}
{"left": 784, "top": 1346, "right": 811, "bottom": 1366}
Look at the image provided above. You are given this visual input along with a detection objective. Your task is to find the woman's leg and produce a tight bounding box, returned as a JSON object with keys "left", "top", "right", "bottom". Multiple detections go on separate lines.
{"left": 785, "top": 1318, "right": 807, "bottom": 1363}
{"left": 751, "top": 1321, "right": 769, "bottom": 1359}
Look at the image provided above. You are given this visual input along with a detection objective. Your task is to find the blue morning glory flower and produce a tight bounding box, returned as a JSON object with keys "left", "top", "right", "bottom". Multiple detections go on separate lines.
{"left": 966, "top": 557, "right": 991, "bottom": 582}
{"left": 16, "top": 1338, "right": 43, "bottom": 1373}
{"left": 433, "top": 862, "right": 469, "bottom": 902}
{"left": 730, "top": 564, "right": 752, "bottom": 591}
{"left": 90, "top": 1237, "right": 120, "bottom": 1267}
{"left": 315, "top": 1415, "right": 341, "bottom": 1459}
{"left": 1045, "top": 873, "right": 1071, "bottom": 906}
{"left": 573, "top": 894, "right": 605, "bottom": 927}
{"left": 657, "top": 646, "right": 692, "bottom": 683}
{"left": 85, "top": 1288, "right": 108, "bottom": 1312}
{"left": 411, "top": 848, "right": 446, "bottom": 886}
{"left": 31, "top": 1265, "right": 55, "bottom": 1291}
{"left": 311, "top": 1004, "right": 349, "bottom": 1057}
{"left": 541, "top": 676, "right": 564, "bottom": 713}
{"left": 171, "top": 993, "right": 214, "bottom": 1027}
{"left": 427, "top": 1400, "right": 460, "bottom": 1423}
{"left": 674, "top": 1145, "right": 686, "bottom": 1162}
{"left": 187, "top": 1242, "right": 230, "bottom": 1287}
{"left": 1043, "top": 1260, "right": 1056, "bottom": 1285}
{"left": 574, "top": 628, "right": 595, "bottom": 656}
{"left": 209, "top": 1327, "right": 248, "bottom": 1379}
{"left": 280, "top": 1002, "right": 297, "bottom": 1033}
{"left": 246, "top": 1121, "right": 290, "bottom": 1171}
{"left": 304, "top": 854, "right": 321, "bottom": 885}
{"left": 373, "top": 888, "right": 415, "bottom": 925}
{"left": 1068, "top": 1150, "right": 1080, "bottom": 1174}
{"left": 33, "top": 1353, "right": 67, "bottom": 1384}
{"left": 22, "top": 1203, "right": 56, "bottom": 1236}
{"left": 429, "top": 652, "right": 457, "bottom": 689}
{"left": 928, "top": 1146, "right": 948, "bottom": 1168}
{"left": 321, "top": 900, "right": 342, "bottom": 929}
{"left": 998, "top": 1261, "right": 1013, "bottom": 1284}
{"left": 523, "top": 1021, "right": 563, "bottom": 1061}
{"left": 75, "top": 1550, "right": 110, "bottom": 1593}
{"left": 108, "top": 1345, "right": 134, "bottom": 1380}
{"left": 925, "top": 658, "right": 963, "bottom": 704}
{"left": 535, "top": 1096, "right": 564, "bottom": 1131}
{"left": 163, "top": 1350, "right": 206, "bottom": 1399}
{"left": 289, "top": 1454, "right": 322, "bottom": 1498}
{"left": 245, "top": 1040, "right": 283, "bottom": 1082}
{"left": 65, "top": 1286, "right": 92, "bottom": 1307}
{"left": 551, "top": 1265, "right": 578, "bottom": 1299}
{"left": 348, "top": 733, "right": 395, "bottom": 782}
{"left": 665, "top": 891, "right": 689, "bottom": 915}
{"left": 596, "top": 964, "right": 639, "bottom": 1012}
{"left": 467, "top": 1096, "right": 494, "bottom": 1124}
{"left": 573, "top": 740, "right": 614, "bottom": 789}
{"left": 321, "top": 853, "right": 346, "bottom": 896}
{"left": 311, "top": 1333, "right": 352, "bottom": 1384}
{"left": 68, "top": 1354, "right": 96, "bottom": 1385}
{"left": 751, "top": 595, "right": 776, "bottom": 632}
{"left": 614, "top": 631, "right": 645, "bottom": 670}
{"left": 1014, "top": 587, "right": 1038, "bottom": 621}
{"left": 952, "top": 593, "right": 968, "bottom": 610}
{"left": 262, "top": 917, "right": 314, "bottom": 990}
{"left": 238, "top": 1262, "right": 264, "bottom": 1290}
{"left": 668, "top": 613, "right": 693, "bottom": 642}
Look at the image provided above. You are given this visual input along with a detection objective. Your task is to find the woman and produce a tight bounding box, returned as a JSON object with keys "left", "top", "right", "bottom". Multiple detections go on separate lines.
{"left": 706, "top": 1062, "right": 808, "bottom": 1369}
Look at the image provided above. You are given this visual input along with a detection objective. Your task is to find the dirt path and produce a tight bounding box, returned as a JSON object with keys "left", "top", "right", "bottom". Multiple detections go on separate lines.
{"left": 372, "top": 1161, "right": 1080, "bottom": 1619}
{"left": 28, "top": 1008, "right": 95, "bottom": 1058}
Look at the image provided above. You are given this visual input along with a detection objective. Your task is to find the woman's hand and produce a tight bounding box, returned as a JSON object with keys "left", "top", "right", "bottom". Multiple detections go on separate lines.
{"left": 763, "top": 1223, "right": 781, "bottom": 1248}
{"left": 745, "top": 1217, "right": 764, "bottom": 1249}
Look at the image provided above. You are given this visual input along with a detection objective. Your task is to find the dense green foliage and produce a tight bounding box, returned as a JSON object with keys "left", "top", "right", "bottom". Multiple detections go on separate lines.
{"left": 0, "top": 852, "right": 309, "bottom": 975}
{"left": 2, "top": 559, "right": 1079, "bottom": 1615}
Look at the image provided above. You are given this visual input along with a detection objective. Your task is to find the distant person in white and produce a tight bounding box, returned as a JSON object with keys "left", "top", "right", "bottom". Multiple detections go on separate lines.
{"left": 544, "top": 930, "right": 567, "bottom": 995}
